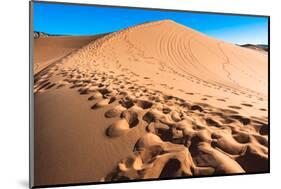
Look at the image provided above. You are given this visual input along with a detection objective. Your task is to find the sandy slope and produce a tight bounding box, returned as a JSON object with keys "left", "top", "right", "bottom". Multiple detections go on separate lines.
{"left": 34, "top": 35, "right": 105, "bottom": 74}
{"left": 33, "top": 20, "right": 268, "bottom": 186}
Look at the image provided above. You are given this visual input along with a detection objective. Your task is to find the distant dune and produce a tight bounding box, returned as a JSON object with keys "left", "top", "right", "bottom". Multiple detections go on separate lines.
{"left": 34, "top": 31, "right": 49, "bottom": 39}
{"left": 34, "top": 34, "right": 106, "bottom": 74}
{"left": 33, "top": 20, "right": 268, "bottom": 186}
{"left": 240, "top": 44, "right": 268, "bottom": 52}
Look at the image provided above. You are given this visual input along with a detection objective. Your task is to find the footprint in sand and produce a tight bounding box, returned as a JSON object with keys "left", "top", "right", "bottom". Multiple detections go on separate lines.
{"left": 120, "top": 110, "right": 139, "bottom": 128}
{"left": 106, "top": 119, "right": 130, "bottom": 137}
{"left": 136, "top": 99, "right": 153, "bottom": 109}
{"left": 119, "top": 97, "right": 135, "bottom": 109}
{"left": 204, "top": 95, "right": 213, "bottom": 98}
{"left": 259, "top": 124, "right": 268, "bottom": 135}
{"left": 241, "top": 103, "right": 253, "bottom": 107}
{"left": 190, "top": 105, "right": 204, "bottom": 112}
{"left": 104, "top": 105, "right": 126, "bottom": 118}
{"left": 228, "top": 115, "right": 251, "bottom": 125}
{"left": 216, "top": 98, "right": 226, "bottom": 102}
{"left": 228, "top": 105, "right": 242, "bottom": 110}
{"left": 91, "top": 99, "right": 112, "bottom": 109}
{"left": 221, "top": 109, "right": 239, "bottom": 114}
{"left": 106, "top": 110, "right": 139, "bottom": 137}
{"left": 88, "top": 91, "right": 103, "bottom": 101}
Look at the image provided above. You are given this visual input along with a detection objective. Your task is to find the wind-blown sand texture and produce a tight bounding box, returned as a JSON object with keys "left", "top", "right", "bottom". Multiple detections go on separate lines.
{"left": 33, "top": 20, "right": 268, "bottom": 186}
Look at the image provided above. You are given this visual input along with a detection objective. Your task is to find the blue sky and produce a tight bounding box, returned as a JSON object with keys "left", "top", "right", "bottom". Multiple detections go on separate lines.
{"left": 34, "top": 2, "right": 268, "bottom": 45}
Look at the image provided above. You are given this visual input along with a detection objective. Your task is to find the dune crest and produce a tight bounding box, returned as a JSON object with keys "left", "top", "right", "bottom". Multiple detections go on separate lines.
{"left": 34, "top": 19, "right": 268, "bottom": 185}
{"left": 74, "top": 19, "right": 267, "bottom": 94}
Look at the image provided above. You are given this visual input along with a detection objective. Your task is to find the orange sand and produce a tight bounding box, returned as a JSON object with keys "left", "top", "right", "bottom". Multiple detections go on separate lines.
{"left": 33, "top": 20, "right": 268, "bottom": 186}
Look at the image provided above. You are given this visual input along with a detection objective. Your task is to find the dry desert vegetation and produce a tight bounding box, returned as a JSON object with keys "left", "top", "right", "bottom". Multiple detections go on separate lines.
{"left": 33, "top": 20, "right": 268, "bottom": 186}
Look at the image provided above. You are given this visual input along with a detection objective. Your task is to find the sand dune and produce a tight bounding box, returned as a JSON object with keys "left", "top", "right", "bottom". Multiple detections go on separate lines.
{"left": 34, "top": 35, "right": 105, "bottom": 74}
{"left": 33, "top": 20, "right": 268, "bottom": 186}
{"left": 240, "top": 44, "right": 268, "bottom": 53}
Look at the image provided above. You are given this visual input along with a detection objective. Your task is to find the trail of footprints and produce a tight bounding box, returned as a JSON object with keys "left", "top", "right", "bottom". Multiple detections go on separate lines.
{"left": 34, "top": 63, "right": 268, "bottom": 180}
